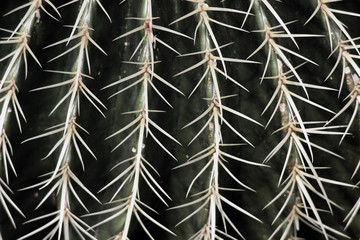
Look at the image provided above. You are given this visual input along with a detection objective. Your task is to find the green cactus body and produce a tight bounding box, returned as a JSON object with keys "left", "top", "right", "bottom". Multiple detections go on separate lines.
{"left": 0, "top": 0, "right": 360, "bottom": 239}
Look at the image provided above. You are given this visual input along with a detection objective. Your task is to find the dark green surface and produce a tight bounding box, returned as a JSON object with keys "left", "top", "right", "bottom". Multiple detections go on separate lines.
{"left": 0, "top": 0, "right": 359, "bottom": 239}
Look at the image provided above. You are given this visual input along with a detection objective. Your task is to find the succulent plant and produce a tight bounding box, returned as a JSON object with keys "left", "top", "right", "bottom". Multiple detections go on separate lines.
{"left": 1, "top": 0, "right": 360, "bottom": 239}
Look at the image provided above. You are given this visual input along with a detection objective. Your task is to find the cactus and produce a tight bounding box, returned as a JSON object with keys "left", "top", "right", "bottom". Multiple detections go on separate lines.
{"left": 0, "top": 0, "right": 360, "bottom": 239}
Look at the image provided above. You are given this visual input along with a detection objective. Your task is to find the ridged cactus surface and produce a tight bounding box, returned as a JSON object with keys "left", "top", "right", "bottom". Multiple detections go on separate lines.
{"left": 1, "top": 0, "right": 360, "bottom": 239}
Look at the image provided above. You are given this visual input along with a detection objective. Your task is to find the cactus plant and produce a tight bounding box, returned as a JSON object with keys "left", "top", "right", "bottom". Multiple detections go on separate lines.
{"left": 1, "top": 0, "right": 360, "bottom": 239}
